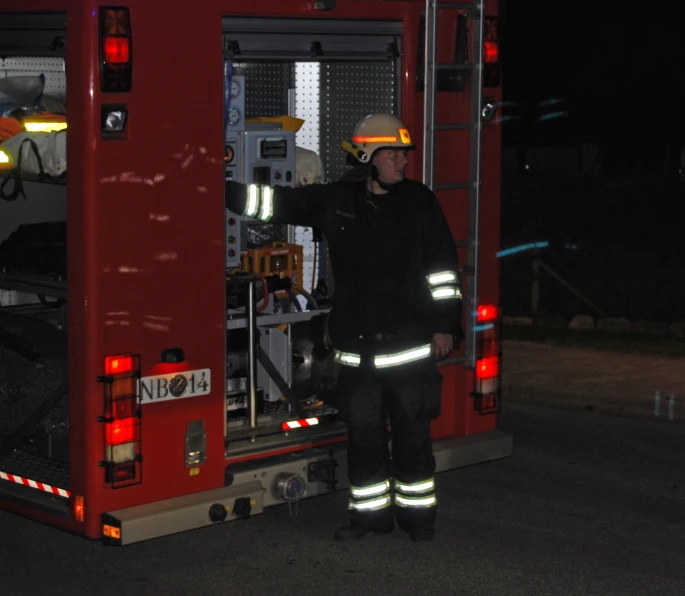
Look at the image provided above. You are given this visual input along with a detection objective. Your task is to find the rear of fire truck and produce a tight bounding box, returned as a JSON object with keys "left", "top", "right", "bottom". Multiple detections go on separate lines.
{"left": 0, "top": 0, "right": 511, "bottom": 545}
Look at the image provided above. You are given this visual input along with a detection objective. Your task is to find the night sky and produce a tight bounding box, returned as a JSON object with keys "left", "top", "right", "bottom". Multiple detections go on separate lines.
{"left": 501, "top": 1, "right": 685, "bottom": 170}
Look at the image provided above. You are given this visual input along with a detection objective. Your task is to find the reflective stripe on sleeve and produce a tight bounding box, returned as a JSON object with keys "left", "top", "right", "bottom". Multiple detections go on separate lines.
{"left": 427, "top": 271, "right": 457, "bottom": 286}
{"left": 242, "top": 184, "right": 275, "bottom": 221}
{"left": 259, "top": 185, "right": 273, "bottom": 222}
{"left": 245, "top": 184, "right": 259, "bottom": 217}
{"left": 374, "top": 344, "right": 431, "bottom": 369}
{"left": 431, "top": 286, "right": 462, "bottom": 300}
{"left": 334, "top": 350, "right": 361, "bottom": 367}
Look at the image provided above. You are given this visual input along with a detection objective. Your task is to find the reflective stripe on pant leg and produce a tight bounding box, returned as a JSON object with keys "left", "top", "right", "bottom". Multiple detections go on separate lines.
{"left": 394, "top": 478, "right": 437, "bottom": 508}
{"left": 337, "top": 366, "right": 393, "bottom": 528}
{"left": 349, "top": 480, "right": 392, "bottom": 511}
{"left": 384, "top": 364, "right": 438, "bottom": 528}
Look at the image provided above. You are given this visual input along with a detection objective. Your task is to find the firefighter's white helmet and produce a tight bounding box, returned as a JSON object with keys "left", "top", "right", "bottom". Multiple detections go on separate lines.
{"left": 343, "top": 113, "right": 414, "bottom": 164}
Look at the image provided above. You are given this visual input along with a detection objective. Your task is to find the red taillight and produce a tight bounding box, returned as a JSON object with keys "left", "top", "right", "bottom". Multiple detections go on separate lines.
{"left": 484, "top": 41, "right": 499, "bottom": 63}
{"left": 102, "top": 7, "right": 131, "bottom": 35}
{"left": 107, "top": 462, "right": 137, "bottom": 484}
{"left": 105, "top": 354, "right": 134, "bottom": 376}
{"left": 107, "top": 417, "right": 139, "bottom": 445}
{"left": 100, "top": 353, "right": 142, "bottom": 487}
{"left": 104, "top": 37, "right": 130, "bottom": 64}
{"left": 477, "top": 304, "right": 501, "bottom": 323}
{"left": 484, "top": 17, "right": 500, "bottom": 87}
{"left": 476, "top": 356, "right": 499, "bottom": 380}
{"left": 100, "top": 7, "right": 132, "bottom": 92}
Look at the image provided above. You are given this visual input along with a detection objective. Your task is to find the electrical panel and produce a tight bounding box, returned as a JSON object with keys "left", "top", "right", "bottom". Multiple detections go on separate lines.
{"left": 225, "top": 126, "right": 296, "bottom": 269}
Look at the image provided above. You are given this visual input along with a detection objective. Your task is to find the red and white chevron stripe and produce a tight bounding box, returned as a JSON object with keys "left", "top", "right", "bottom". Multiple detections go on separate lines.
{"left": 0, "top": 470, "right": 70, "bottom": 498}
{"left": 281, "top": 417, "right": 319, "bottom": 431}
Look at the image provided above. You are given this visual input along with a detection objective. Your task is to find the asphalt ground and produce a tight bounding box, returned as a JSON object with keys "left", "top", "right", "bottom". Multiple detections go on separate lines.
{"left": 2, "top": 377, "right": 684, "bottom": 596}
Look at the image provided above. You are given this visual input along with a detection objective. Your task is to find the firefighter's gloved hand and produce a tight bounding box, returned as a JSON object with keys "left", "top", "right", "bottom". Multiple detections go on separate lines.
{"left": 431, "top": 333, "right": 454, "bottom": 361}
{"left": 225, "top": 180, "right": 247, "bottom": 213}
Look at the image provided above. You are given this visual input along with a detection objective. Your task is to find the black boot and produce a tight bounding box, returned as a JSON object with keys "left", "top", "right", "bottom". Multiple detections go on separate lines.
{"left": 334, "top": 522, "right": 394, "bottom": 540}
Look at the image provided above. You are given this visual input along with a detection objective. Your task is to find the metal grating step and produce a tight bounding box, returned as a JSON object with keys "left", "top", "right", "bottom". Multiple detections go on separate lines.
{"left": 0, "top": 449, "right": 70, "bottom": 492}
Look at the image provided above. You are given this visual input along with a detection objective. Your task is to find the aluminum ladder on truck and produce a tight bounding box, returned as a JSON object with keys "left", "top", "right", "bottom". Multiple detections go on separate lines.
{"left": 422, "top": 0, "right": 485, "bottom": 369}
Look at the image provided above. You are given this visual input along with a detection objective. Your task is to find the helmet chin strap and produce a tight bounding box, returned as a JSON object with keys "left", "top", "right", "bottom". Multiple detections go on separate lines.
{"left": 370, "top": 164, "right": 398, "bottom": 192}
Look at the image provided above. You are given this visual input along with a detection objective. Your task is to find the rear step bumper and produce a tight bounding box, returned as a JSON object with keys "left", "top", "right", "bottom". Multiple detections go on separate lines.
{"left": 102, "top": 481, "right": 265, "bottom": 546}
{"left": 101, "top": 430, "right": 512, "bottom": 545}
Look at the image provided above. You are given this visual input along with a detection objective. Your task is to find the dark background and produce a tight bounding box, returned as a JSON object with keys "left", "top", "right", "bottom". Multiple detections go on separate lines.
{"left": 498, "top": 1, "right": 685, "bottom": 323}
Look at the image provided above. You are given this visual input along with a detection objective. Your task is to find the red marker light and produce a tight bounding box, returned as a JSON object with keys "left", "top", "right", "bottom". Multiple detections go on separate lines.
{"left": 477, "top": 304, "right": 500, "bottom": 323}
{"left": 105, "top": 355, "right": 134, "bottom": 376}
{"left": 74, "top": 495, "right": 85, "bottom": 522}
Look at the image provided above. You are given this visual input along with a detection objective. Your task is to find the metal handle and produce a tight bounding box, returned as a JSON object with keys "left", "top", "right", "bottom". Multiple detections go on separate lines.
{"left": 247, "top": 280, "right": 258, "bottom": 434}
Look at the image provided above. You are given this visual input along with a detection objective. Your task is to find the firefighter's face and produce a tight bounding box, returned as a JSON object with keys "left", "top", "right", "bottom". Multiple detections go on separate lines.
{"left": 373, "top": 148, "right": 409, "bottom": 184}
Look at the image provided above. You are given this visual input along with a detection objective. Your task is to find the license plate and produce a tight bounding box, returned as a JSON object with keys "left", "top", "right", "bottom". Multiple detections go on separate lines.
{"left": 140, "top": 368, "right": 211, "bottom": 404}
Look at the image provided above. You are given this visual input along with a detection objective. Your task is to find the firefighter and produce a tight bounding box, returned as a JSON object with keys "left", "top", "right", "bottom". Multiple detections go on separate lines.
{"left": 225, "top": 113, "right": 462, "bottom": 542}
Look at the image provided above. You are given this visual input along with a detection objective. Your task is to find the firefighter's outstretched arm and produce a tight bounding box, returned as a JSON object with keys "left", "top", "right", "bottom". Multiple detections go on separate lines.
{"left": 420, "top": 193, "right": 463, "bottom": 360}
{"left": 225, "top": 180, "right": 334, "bottom": 229}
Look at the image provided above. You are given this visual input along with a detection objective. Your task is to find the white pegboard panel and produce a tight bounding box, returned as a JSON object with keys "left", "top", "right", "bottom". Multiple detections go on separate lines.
{"left": 295, "top": 62, "right": 320, "bottom": 155}
{"left": 1, "top": 57, "right": 67, "bottom": 101}
{"left": 294, "top": 226, "right": 318, "bottom": 296}
{"left": 232, "top": 62, "right": 293, "bottom": 119}
{"left": 294, "top": 63, "right": 322, "bottom": 299}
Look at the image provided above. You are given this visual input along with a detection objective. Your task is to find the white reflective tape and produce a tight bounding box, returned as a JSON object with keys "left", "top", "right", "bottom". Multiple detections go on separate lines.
{"left": 395, "top": 478, "right": 435, "bottom": 493}
{"left": 305, "top": 418, "right": 319, "bottom": 425}
{"left": 395, "top": 494, "right": 437, "bottom": 508}
{"left": 260, "top": 185, "right": 273, "bottom": 221}
{"left": 334, "top": 350, "right": 361, "bottom": 367}
{"left": 431, "top": 286, "right": 461, "bottom": 300}
{"left": 350, "top": 480, "right": 390, "bottom": 498}
{"left": 348, "top": 495, "right": 392, "bottom": 511}
{"left": 374, "top": 344, "right": 431, "bottom": 369}
{"left": 428, "top": 271, "right": 457, "bottom": 286}
{"left": 286, "top": 421, "right": 302, "bottom": 429}
{"left": 28, "top": 479, "right": 38, "bottom": 488}
{"left": 245, "top": 184, "right": 259, "bottom": 217}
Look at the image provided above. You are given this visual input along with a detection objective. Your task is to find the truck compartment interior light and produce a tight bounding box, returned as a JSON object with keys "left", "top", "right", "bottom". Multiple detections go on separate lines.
{"left": 24, "top": 121, "right": 68, "bottom": 133}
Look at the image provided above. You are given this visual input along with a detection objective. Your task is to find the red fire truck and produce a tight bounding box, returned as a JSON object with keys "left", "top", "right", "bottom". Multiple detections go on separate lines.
{"left": 0, "top": 0, "right": 510, "bottom": 545}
